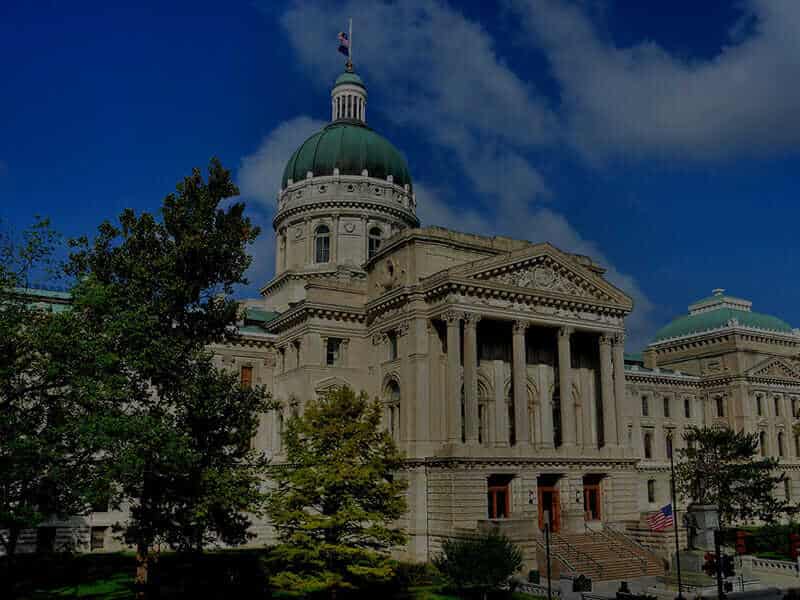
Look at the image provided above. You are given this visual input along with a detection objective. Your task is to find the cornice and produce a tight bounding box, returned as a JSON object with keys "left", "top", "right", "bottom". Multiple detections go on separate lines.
{"left": 265, "top": 301, "right": 366, "bottom": 334}
{"left": 260, "top": 268, "right": 367, "bottom": 296}
{"left": 415, "top": 456, "right": 638, "bottom": 470}
{"left": 272, "top": 199, "right": 419, "bottom": 230}
{"left": 648, "top": 325, "right": 800, "bottom": 352}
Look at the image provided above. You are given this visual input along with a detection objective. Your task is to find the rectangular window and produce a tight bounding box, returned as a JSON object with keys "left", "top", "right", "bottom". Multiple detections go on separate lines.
{"left": 647, "top": 480, "right": 656, "bottom": 503}
{"left": 775, "top": 396, "right": 781, "bottom": 417}
{"left": 716, "top": 396, "right": 725, "bottom": 417}
{"left": 756, "top": 395, "right": 763, "bottom": 417}
{"left": 666, "top": 434, "right": 673, "bottom": 459}
{"left": 90, "top": 527, "right": 107, "bottom": 551}
{"left": 240, "top": 365, "right": 253, "bottom": 389}
{"left": 641, "top": 395, "right": 649, "bottom": 417}
{"left": 793, "top": 398, "right": 799, "bottom": 418}
{"left": 487, "top": 475, "right": 513, "bottom": 519}
{"left": 326, "top": 338, "right": 342, "bottom": 366}
{"left": 663, "top": 397, "right": 670, "bottom": 418}
{"left": 644, "top": 431, "right": 653, "bottom": 459}
{"left": 786, "top": 480, "right": 792, "bottom": 501}
{"left": 388, "top": 332, "right": 398, "bottom": 361}
{"left": 684, "top": 397, "right": 691, "bottom": 419}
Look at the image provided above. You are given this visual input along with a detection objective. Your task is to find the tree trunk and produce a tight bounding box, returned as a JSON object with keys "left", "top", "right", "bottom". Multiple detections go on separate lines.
{"left": 135, "top": 541, "right": 150, "bottom": 600}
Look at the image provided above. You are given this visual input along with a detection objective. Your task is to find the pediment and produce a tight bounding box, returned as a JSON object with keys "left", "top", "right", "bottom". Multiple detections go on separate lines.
{"left": 448, "top": 243, "right": 632, "bottom": 308}
{"left": 746, "top": 357, "right": 800, "bottom": 382}
{"left": 314, "top": 376, "right": 351, "bottom": 394}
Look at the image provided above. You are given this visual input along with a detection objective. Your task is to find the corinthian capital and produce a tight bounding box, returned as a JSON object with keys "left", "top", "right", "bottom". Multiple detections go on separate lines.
{"left": 442, "top": 310, "right": 463, "bottom": 325}
{"left": 558, "top": 326, "right": 574, "bottom": 339}
{"left": 512, "top": 319, "right": 529, "bottom": 335}
{"left": 599, "top": 333, "right": 613, "bottom": 347}
{"left": 463, "top": 313, "right": 482, "bottom": 327}
{"left": 613, "top": 332, "right": 626, "bottom": 347}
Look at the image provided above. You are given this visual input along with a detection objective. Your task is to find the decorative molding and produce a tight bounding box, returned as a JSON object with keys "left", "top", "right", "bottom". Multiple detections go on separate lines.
{"left": 442, "top": 310, "right": 463, "bottom": 325}
{"left": 512, "top": 319, "right": 529, "bottom": 334}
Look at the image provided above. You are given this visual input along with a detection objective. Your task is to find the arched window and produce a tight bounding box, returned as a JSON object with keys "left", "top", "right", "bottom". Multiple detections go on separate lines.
{"left": 314, "top": 225, "right": 330, "bottom": 263}
{"left": 460, "top": 384, "right": 466, "bottom": 444}
{"left": 507, "top": 386, "right": 516, "bottom": 446}
{"left": 276, "top": 410, "right": 284, "bottom": 452}
{"left": 778, "top": 432, "right": 785, "bottom": 457}
{"left": 478, "top": 384, "right": 489, "bottom": 445}
{"left": 385, "top": 381, "right": 401, "bottom": 441}
{"left": 368, "top": 227, "right": 382, "bottom": 259}
{"left": 760, "top": 431, "right": 767, "bottom": 457}
{"left": 775, "top": 396, "right": 781, "bottom": 417}
{"left": 643, "top": 431, "right": 653, "bottom": 459}
{"left": 716, "top": 396, "right": 725, "bottom": 417}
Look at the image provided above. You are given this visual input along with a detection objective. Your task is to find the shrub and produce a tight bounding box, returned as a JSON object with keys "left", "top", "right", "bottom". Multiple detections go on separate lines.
{"left": 433, "top": 531, "right": 523, "bottom": 600}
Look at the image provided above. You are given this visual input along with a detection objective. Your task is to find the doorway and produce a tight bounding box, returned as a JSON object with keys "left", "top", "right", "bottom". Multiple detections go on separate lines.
{"left": 537, "top": 474, "right": 562, "bottom": 533}
{"left": 583, "top": 474, "right": 604, "bottom": 522}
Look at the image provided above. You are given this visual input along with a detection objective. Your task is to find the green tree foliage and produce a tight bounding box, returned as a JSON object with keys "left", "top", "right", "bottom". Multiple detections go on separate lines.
{"left": 65, "top": 159, "right": 270, "bottom": 596}
{"left": 433, "top": 531, "right": 523, "bottom": 600}
{"left": 676, "top": 425, "right": 794, "bottom": 527}
{"left": 0, "top": 218, "right": 102, "bottom": 561}
{"left": 266, "top": 387, "right": 407, "bottom": 597}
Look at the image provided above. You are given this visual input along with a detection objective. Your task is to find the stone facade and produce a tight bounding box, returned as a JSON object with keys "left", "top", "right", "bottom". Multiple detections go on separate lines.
{"left": 11, "top": 68, "right": 800, "bottom": 564}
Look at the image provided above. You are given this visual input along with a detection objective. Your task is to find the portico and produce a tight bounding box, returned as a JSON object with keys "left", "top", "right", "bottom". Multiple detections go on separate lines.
{"left": 433, "top": 308, "right": 628, "bottom": 456}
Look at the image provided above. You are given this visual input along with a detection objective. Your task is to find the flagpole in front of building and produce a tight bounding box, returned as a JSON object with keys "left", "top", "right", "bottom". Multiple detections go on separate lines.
{"left": 669, "top": 432, "right": 685, "bottom": 600}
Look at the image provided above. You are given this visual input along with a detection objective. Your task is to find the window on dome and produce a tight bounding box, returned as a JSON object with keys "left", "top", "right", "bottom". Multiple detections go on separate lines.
{"left": 315, "top": 225, "right": 330, "bottom": 263}
{"left": 368, "top": 227, "right": 382, "bottom": 258}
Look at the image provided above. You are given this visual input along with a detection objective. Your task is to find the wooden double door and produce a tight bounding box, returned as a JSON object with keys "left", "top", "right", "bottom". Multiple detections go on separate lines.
{"left": 537, "top": 485, "right": 561, "bottom": 533}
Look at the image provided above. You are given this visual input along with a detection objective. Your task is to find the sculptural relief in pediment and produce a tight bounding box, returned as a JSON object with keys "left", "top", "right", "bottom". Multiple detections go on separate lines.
{"left": 473, "top": 258, "right": 611, "bottom": 302}
{"left": 747, "top": 357, "right": 800, "bottom": 382}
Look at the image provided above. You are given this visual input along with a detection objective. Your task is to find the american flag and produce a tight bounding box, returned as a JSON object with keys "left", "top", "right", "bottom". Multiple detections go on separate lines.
{"left": 338, "top": 32, "right": 350, "bottom": 57}
{"left": 648, "top": 504, "right": 674, "bottom": 531}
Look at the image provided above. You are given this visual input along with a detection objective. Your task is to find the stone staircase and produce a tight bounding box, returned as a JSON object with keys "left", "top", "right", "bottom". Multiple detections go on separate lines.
{"left": 545, "top": 528, "right": 665, "bottom": 581}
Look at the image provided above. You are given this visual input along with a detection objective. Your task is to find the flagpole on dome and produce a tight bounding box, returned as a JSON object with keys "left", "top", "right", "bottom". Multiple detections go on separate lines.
{"left": 348, "top": 17, "right": 353, "bottom": 71}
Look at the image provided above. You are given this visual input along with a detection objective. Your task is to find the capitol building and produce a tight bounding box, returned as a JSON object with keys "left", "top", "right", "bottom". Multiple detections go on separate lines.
{"left": 51, "top": 66, "right": 800, "bottom": 578}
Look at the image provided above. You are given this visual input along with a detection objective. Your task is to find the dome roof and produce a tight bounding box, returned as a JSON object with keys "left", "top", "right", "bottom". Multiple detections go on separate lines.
{"left": 281, "top": 121, "right": 412, "bottom": 190}
{"left": 653, "top": 291, "right": 793, "bottom": 342}
{"left": 334, "top": 72, "right": 365, "bottom": 88}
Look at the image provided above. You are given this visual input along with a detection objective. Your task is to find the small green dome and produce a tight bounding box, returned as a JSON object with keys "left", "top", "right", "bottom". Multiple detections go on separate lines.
{"left": 281, "top": 121, "right": 412, "bottom": 190}
{"left": 653, "top": 308, "right": 793, "bottom": 342}
{"left": 334, "top": 72, "right": 365, "bottom": 89}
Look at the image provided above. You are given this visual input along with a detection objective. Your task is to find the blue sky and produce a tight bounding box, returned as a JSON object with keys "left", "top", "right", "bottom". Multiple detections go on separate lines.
{"left": 2, "top": 0, "right": 800, "bottom": 349}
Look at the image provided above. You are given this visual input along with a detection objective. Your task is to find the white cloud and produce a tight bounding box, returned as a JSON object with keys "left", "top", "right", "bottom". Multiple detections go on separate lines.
{"left": 238, "top": 116, "right": 327, "bottom": 209}
{"left": 510, "top": 0, "right": 800, "bottom": 161}
{"left": 244, "top": 0, "right": 658, "bottom": 346}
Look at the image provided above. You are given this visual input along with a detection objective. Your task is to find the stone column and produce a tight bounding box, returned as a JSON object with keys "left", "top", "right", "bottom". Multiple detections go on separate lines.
{"left": 557, "top": 327, "right": 575, "bottom": 449}
{"left": 444, "top": 311, "right": 463, "bottom": 444}
{"left": 512, "top": 320, "right": 531, "bottom": 447}
{"left": 612, "top": 333, "right": 627, "bottom": 448}
{"left": 463, "top": 313, "right": 481, "bottom": 444}
{"left": 599, "top": 333, "right": 617, "bottom": 448}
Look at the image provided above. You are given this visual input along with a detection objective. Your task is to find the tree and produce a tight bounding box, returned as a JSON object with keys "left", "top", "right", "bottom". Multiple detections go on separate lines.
{"left": 0, "top": 219, "right": 103, "bottom": 584}
{"left": 676, "top": 425, "right": 794, "bottom": 527}
{"left": 66, "top": 158, "right": 268, "bottom": 598}
{"left": 433, "top": 531, "right": 523, "bottom": 600}
{"left": 266, "top": 387, "right": 407, "bottom": 597}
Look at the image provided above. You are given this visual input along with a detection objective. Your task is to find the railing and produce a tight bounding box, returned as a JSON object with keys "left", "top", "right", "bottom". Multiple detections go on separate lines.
{"left": 744, "top": 555, "right": 800, "bottom": 577}
{"left": 605, "top": 522, "right": 664, "bottom": 564}
{"left": 517, "top": 581, "right": 561, "bottom": 598}
{"left": 586, "top": 523, "right": 648, "bottom": 574}
{"left": 533, "top": 536, "right": 578, "bottom": 574}
{"left": 552, "top": 531, "right": 604, "bottom": 578}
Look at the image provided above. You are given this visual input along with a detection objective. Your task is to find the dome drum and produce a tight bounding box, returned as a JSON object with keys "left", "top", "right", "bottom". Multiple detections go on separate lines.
{"left": 274, "top": 174, "right": 418, "bottom": 230}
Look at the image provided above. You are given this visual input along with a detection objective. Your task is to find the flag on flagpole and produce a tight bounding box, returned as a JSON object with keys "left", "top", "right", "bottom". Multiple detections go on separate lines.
{"left": 337, "top": 31, "right": 350, "bottom": 57}
{"left": 648, "top": 503, "right": 674, "bottom": 532}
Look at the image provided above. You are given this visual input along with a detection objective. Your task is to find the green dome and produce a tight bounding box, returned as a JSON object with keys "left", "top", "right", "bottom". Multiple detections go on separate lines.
{"left": 334, "top": 72, "right": 365, "bottom": 88}
{"left": 281, "top": 121, "right": 412, "bottom": 190}
{"left": 654, "top": 308, "right": 793, "bottom": 342}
